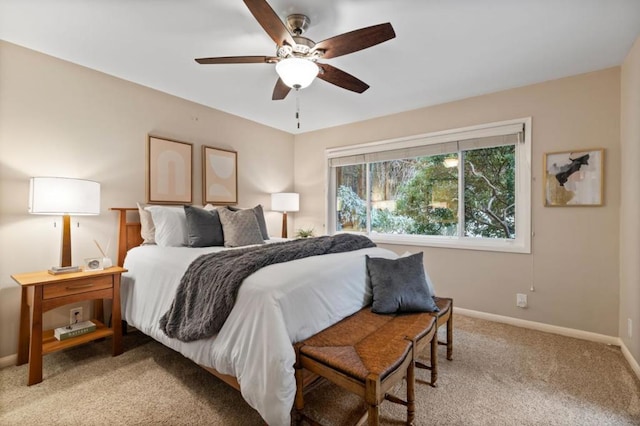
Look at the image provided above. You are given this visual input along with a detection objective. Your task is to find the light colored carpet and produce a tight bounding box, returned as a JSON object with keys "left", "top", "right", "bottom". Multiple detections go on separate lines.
{"left": 1, "top": 315, "right": 638, "bottom": 425}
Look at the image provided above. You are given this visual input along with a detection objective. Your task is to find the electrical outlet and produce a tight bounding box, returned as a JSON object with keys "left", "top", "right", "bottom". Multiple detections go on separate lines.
{"left": 516, "top": 293, "right": 527, "bottom": 308}
{"left": 628, "top": 318, "right": 633, "bottom": 339}
{"left": 70, "top": 307, "right": 83, "bottom": 325}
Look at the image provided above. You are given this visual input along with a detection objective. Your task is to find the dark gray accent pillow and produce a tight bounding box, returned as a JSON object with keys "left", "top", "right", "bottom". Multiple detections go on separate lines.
{"left": 366, "top": 252, "right": 440, "bottom": 314}
{"left": 218, "top": 207, "right": 265, "bottom": 247}
{"left": 184, "top": 205, "right": 224, "bottom": 247}
{"left": 228, "top": 205, "right": 269, "bottom": 240}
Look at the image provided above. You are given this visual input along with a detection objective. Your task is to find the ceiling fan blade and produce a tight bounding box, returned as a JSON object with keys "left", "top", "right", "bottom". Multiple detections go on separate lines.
{"left": 195, "top": 56, "right": 278, "bottom": 64}
{"left": 316, "top": 63, "right": 369, "bottom": 93}
{"left": 272, "top": 78, "right": 292, "bottom": 100}
{"left": 312, "top": 23, "right": 396, "bottom": 59}
{"left": 243, "top": 0, "right": 296, "bottom": 47}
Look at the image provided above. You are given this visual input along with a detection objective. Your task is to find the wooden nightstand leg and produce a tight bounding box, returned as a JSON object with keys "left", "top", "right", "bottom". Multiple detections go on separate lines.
{"left": 112, "top": 274, "right": 123, "bottom": 356}
{"left": 94, "top": 298, "right": 104, "bottom": 324}
{"left": 28, "top": 286, "right": 43, "bottom": 386}
{"left": 17, "top": 287, "right": 31, "bottom": 366}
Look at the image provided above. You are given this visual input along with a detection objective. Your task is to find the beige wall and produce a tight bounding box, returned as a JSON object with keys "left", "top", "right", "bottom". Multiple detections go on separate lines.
{"left": 620, "top": 36, "right": 640, "bottom": 362}
{"left": 294, "top": 68, "right": 621, "bottom": 337}
{"left": 0, "top": 38, "right": 631, "bottom": 363}
{"left": 0, "top": 41, "right": 295, "bottom": 359}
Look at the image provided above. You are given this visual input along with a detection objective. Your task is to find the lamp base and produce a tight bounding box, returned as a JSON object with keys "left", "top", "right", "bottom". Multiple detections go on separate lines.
{"left": 61, "top": 214, "right": 72, "bottom": 267}
{"left": 281, "top": 212, "right": 288, "bottom": 239}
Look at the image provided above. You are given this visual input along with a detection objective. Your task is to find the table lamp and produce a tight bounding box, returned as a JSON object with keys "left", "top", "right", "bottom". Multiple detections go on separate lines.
{"left": 271, "top": 193, "right": 299, "bottom": 238}
{"left": 29, "top": 177, "right": 101, "bottom": 267}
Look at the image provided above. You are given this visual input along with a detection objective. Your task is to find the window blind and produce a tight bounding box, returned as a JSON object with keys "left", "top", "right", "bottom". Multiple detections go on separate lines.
{"left": 328, "top": 122, "right": 524, "bottom": 167}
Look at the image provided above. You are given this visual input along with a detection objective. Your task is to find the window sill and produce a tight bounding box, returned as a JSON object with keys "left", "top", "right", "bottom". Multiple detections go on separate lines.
{"left": 369, "top": 233, "right": 530, "bottom": 254}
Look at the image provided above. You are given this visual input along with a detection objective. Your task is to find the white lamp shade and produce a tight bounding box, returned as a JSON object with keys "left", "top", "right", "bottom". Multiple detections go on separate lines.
{"left": 29, "top": 177, "right": 101, "bottom": 215}
{"left": 275, "top": 58, "right": 319, "bottom": 89}
{"left": 271, "top": 192, "right": 299, "bottom": 212}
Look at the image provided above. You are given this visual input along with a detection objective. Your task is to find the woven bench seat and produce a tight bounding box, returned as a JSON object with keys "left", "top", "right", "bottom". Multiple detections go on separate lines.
{"left": 294, "top": 308, "right": 437, "bottom": 426}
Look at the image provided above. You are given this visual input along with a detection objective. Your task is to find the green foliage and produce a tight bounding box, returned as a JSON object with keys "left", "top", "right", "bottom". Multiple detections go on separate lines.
{"left": 295, "top": 228, "right": 315, "bottom": 238}
{"left": 337, "top": 185, "right": 366, "bottom": 230}
{"left": 464, "top": 146, "right": 515, "bottom": 238}
{"left": 335, "top": 146, "right": 516, "bottom": 239}
{"left": 371, "top": 208, "right": 415, "bottom": 234}
{"left": 394, "top": 156, "right": 458, "bottom": 236}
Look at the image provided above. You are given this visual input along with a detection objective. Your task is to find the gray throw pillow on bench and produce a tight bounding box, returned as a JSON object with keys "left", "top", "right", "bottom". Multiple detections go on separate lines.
{"left": 366, "top": 252, "right": 440, "bottom": 314}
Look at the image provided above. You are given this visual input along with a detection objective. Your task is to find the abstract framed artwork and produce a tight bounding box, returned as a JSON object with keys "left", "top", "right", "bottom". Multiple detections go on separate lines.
{"left": 147, "top": 135, "right": 193, "bottom": 204}
{"left": 543, "top": 148, "right": 604, "bottom": 207}
{"left": 202, "top": 146, "right": 238, "bottom": 205}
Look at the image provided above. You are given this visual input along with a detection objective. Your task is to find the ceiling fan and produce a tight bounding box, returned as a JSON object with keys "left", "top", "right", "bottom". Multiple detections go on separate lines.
{"left": 195, "top": 0, "right": 396, "bottom": 100}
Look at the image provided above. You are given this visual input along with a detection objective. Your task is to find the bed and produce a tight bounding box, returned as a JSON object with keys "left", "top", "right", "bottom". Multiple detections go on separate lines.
{"left": 111, "top": 207, "right": 399, "bottom": 425}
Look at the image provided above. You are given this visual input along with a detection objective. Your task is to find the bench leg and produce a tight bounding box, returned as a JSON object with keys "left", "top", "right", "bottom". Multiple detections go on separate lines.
{"left": 436, "top": 300, "right": 454, "bottom": 361}
{"left": 294, "top": 344, "right": 305, "bottom": 425}
{"left": 414, "top": 324, "right": 439, "bottom": 387}
{"left": 406, "top": 361, "right": 415, "bottom": 425}
{"left": 365, "top": 375, "right": 381, "bottom": 426}
{"left": 367, "top": 404, "right": 380, "bottom": 426}
{"left": 446, "top": 308, "right": 453, "bottom": 360}
{"left": 430, "top": 328, "right": 439, "bottom": 386}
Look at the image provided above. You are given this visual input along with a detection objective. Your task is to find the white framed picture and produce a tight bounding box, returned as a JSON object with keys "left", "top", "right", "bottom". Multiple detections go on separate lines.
{"left": 543, "top": 148, "right": 604, "bottom": 207}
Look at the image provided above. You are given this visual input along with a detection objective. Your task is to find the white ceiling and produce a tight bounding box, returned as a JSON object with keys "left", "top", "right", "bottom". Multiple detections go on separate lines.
{"left": 1, "top": 0, "right": 639, "bottom": 134}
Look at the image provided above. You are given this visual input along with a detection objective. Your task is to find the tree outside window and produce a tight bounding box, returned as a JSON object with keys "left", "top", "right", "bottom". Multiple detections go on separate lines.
{"left": 335, "top": 146, "right": 516, "bottom": 239}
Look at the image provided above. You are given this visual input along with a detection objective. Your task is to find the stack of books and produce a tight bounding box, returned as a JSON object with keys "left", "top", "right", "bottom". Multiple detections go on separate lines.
{"left": 48, "top": 265, "right": 81, "bottom": 275}
{"left": 54, "top": 321, "right": 96, "bottom": 340}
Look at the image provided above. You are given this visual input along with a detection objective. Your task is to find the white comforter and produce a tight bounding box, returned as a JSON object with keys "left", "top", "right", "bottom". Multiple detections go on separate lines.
{"left": 120, "top": 243, "right": 398, "bottom": 425}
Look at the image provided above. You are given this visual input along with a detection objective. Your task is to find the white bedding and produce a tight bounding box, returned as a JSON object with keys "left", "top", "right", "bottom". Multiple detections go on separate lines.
{"left": 121, "top": 242, "right": 398, "bottom": 425}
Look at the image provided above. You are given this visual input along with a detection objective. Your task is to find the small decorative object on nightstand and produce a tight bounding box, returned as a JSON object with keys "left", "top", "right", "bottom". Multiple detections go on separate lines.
{"left": 83, "top": 257, "right": 104, "bottom": 271}
{"left": 11, "top": 266, "right": 127, "bottom": 385}
{"left": 295, "top": 228, "right": 314, "bottom": 238}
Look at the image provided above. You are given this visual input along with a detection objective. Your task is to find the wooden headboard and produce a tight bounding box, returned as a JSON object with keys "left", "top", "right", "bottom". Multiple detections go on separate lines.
{"left": 111, "top": 208, "right": 143, "bottom": 267}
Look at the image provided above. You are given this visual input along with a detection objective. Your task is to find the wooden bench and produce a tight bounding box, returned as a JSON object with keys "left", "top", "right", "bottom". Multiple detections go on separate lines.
{"left": 294, "top": 309, "right": 437, "bottom": 426}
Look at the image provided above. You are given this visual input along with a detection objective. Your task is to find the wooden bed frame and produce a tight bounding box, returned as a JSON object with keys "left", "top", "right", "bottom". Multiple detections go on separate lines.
{"left": 111, "top": 207, "right": 452, "bottom": 425}
{"left": 110, "top": 207, "right": 318, "bottom": 395}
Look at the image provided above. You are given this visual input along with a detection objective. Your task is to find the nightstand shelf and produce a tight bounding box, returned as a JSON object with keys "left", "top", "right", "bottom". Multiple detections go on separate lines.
{"left": 42, "top": 319, "right": 111, "bottom": 355}
{"left": 11, "top": 267, "right": 127, "bottom": 385}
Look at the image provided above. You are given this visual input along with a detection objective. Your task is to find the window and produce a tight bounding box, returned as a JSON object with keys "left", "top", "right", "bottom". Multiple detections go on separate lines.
{"left": 326, "top": 118, "right": 531, "bottom": 253}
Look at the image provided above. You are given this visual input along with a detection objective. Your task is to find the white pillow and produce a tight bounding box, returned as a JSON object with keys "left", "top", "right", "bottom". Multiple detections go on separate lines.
{"left": 144, "top": 206, "right": 188, "bottom": 247}
{"left": 136, "top": 202, "right": 156, "bottom": 245}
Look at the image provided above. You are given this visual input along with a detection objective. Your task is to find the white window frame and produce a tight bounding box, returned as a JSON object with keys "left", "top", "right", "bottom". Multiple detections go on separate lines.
{"left": 325, "top": 118, "right": 532, "bottom": 254}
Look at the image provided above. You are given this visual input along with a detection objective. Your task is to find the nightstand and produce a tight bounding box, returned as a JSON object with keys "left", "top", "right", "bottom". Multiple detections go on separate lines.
{"left": 11, "top": 266, "right": 127, "bottom": 385}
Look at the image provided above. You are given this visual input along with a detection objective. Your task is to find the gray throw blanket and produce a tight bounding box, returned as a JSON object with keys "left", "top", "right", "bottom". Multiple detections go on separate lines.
{"left": 159, "top": 234, "right": 376, "bottom": 342}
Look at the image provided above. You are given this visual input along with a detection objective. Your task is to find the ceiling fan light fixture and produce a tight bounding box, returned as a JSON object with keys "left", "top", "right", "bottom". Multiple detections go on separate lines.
{"left": 276, "top": 58, "right": 319, "bottom": 89}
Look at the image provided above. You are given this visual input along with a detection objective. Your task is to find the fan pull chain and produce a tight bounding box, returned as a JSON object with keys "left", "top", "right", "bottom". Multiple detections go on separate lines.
{"left": 295, "top": 89, "right": 301, "bottom": 129}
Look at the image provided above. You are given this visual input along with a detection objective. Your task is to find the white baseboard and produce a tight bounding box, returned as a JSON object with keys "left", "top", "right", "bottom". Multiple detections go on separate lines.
{"left": 3, "top": 309, "right": 637, "bottom": 381}
{"left": 0, "top": 354, "right": 17, "bottom": 369}
{"left": 620, "top": 340, "right": 640, "bottom": 381}
{"left": 454, "top": 307, "right": 620, "bottom": 346}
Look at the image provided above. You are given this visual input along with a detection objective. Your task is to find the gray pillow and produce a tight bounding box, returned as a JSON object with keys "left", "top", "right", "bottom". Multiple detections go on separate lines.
{"left": 217, "top": 207, "right": 265, "bottom": 247}
{"left": 228, "top": 205, "right": 269, "bottom": 240}
{"left": 184, "top": 205, "right": 224, "bottom": 247}
{"left": 366, "top": 252, "right": 440, "bottom": 314}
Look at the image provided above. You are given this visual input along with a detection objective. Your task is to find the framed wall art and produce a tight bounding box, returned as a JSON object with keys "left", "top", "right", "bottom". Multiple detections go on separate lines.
{"left": 202, "top": 146, "right": 237, "bottom": 205}
{"left": 543, "top": 148, "right": 604, "bottom": 207}
{"left": 147, "top": 135, "right": 193, "bottom": 204}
